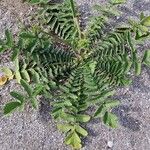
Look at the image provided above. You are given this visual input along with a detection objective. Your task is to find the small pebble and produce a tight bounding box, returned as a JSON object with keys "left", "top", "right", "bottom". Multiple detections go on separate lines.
{"left": 107, "top": 141, "right": 113, "bottom": 148}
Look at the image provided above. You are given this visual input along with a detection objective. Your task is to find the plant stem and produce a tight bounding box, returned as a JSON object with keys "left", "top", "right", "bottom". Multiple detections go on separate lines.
{"left": 41, "top": 29, "right": 72, "bottom": 47}
{"left": 74, "top": 17, "right": 82, "bottom": 39}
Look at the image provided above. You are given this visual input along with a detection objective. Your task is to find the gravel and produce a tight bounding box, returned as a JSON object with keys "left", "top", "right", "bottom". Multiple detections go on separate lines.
{"left": 0, "top": 0, "right": 150, "bottom": 150}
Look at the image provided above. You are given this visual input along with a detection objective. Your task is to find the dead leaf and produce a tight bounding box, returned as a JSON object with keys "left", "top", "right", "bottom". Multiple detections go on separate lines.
{"left": 0, "top": 75, "right": 8, "bottom": 86}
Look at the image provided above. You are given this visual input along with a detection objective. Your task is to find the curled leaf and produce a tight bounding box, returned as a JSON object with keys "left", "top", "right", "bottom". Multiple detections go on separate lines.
{"left": 1, "top": 67, "right": 14, "bottom": 80}
{"left": 0, "top": 75, "right": 7, "bottom": 86}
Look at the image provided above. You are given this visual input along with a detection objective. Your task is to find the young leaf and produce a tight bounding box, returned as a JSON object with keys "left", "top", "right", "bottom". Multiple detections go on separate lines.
{"left": 11, "top": 48, "right": 19, "bottom": 61}
{"left": 135, "top": 61, "right": 141, "bottom": 76}
{"left": 29, "top": 69, "right": 40, "bottom": 83}
{"left": 14, "top": 57, "right": 22, "bottom": 83}
{"left": 138, "top": 25, "right": 149, "bottom": 32}
{"left": 75, "top": 125, "right": 88, "bottom": 137}
{"left": 21, "top": 69, "right": 30, "bottom": 82}
{"left": 30, "top": 0, "right": 48, "bottom": 4}
{"left": 142, "top": 50, "right": 150, "bottom": 65}
{"left": 30, "top": 97, "right": 38, "bottom": 109}
{"left": 4, "top": 101, "right": 21, "bottom": 115}
{"left": 105, "top": 100, "right": 120, "bottom": 109}
{"left": 93, "top": 4, "right": 120, "bottom": 16}
{"left": 15, "top": 71, "right": 22, "bottom": 84}
{"left": 76, "top": 114, "right": 91, "bottom": 123}
{"left": 57, "top": 124, "right": 74, "bottom": 133}
{"left": 33, "top": 84, "right": 43, "bottom": 96}
{"left": 120, "top": 77, "right": 132, "bottom": 86}
{"left": 124, "top": 60, "right": 132, "bottom": 74}
{"left": 10, "top": 91, "right": 25, "bottom": 103}
{"left": 20, "top": 32, "right": 35, "bottom": 39}
{"left": 103, "top": 112, "right": 118, "bottom": 128}
{"left": 5, "top": 29, "right": 13, "bottom": 48}
{"left": 94, "top": 104, "right": 107, "bottom": 118}
{"left": 14, "top": 57, "right": 20, "bottom": 71}
{"left": 59, "top": 85, "right": 70, "bottom": 93}
{"left": 52, "top": 107, "right": 62, "bottom": 118}
{"left": 141, "top": 16, "right": 150, "bottom": 27}
{"left": 109, "top": 0, "right": 126, "bottom": 5}
{"left": 0, "top": 39, "right": 5, "bottom": 53}
{"left": 127, "top": 31, "right": 135, "bottom": 52}
{"left": 20, "top": 79, "right": 33, "bottom": 97}
{"left": 140, "top": 12, "right": 145, "bottom": 21}
{"left": 61, "top": 113, "right": 75, "bottom": 122}
{"left": 89, "top": 61, "right": 97, "bottom": 74}
{"left": 69, "top": 0, "right": 76, "bottom": 17}
{"left": 30, "top": 0, "right": 40, "bottom": 4}
{"left": 65, "top": 131, "right": 82, "bottom": 149}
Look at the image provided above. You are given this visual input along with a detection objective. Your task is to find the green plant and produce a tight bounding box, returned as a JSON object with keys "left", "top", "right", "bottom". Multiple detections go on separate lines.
{"left": 0, "top": 29, "right": 13, "bottom": 53}
{"left": 4, "top": 79, "right": 43, "bottom": 115}
{"left": 1, "top": 0, "right": 150, "bottom": 149}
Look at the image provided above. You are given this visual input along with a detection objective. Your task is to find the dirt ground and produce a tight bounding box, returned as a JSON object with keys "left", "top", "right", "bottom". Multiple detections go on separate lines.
{"left": 0, "top": 0, "right": 150, "bottom": 150}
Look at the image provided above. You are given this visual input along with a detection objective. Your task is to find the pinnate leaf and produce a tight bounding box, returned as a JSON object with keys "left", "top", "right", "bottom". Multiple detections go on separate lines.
{"left": 65, "top": 131, "right": 82, "bottom": 149}
{"left": 110, "top": 0, "right": 126, "bottom": 5}
{"left": 20, "top": 79, "right": 33, "bottom": 97}
{"left": 103, "top": 112, "right": 118, "bottom": 128}
{"left": 5, "top": 29, "right": 13, "bottom": 47}
{"left": 4, "top": 101, "right": 21, "bottom": 115}
{"left": 10, "top": 91, "right": 25, "bottom": 103}
{"left": 76, "top": 114, "right": 91, "bottom": 123}
{"left": 57, "top": 124, "right": 74, "bottom": 133}
{"left": 30, "top": 97, "right": 38, "bottom": 109}
{"left": 141, "top": 16, "right": 150, "bottom": 27}
{"left": 75, "top": 125, "right": 88, "bottom": 137}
